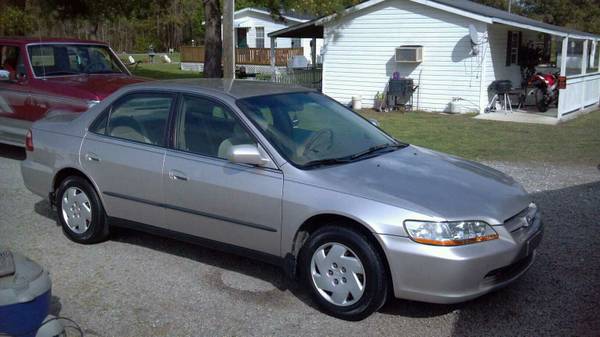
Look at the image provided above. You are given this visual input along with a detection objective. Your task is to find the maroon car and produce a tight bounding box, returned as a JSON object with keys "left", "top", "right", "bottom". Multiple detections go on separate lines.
{"left": 0, "top": 38, "right": 146, "bottom": 146}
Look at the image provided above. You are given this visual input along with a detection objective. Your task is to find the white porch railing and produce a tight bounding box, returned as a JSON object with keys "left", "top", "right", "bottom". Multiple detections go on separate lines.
{"left": 557, "top": 37, "right": 600, "bottom": 120}
{"left": 558, "top": 73, "right": 600, "bottom": 118}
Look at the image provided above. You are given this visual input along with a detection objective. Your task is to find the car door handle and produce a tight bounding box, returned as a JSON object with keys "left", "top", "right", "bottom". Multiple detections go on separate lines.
{"left": 168, "top": 170, "right": 188, "bottom": 181}
{"left": 85, "top": 153, "right": 101, "bottom": 162}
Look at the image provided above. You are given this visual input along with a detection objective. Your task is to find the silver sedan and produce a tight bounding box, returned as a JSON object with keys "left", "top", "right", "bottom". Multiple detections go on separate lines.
{"left": 21, "top": 79, "right": 543, "bottom": 320}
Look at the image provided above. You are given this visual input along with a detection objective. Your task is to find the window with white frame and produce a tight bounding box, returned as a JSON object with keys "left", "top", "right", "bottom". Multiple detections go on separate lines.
{"left": 256, "top": 27, "right": 265, "bottom": 48}
{"left": 586, "top": 40, "right": 599, "bottom": 74}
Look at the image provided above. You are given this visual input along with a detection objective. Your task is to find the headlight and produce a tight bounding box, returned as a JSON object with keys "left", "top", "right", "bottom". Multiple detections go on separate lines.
{"left": 404, "top": 220, "right": 498, "bottom": 246}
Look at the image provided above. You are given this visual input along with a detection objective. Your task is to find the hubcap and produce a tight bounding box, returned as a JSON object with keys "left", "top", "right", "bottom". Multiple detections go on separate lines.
{"left": 61, "top": 187, "right": 92, "bottom": 234}
{"left": 310, "top": 242, "right": 366, "bottom": 306}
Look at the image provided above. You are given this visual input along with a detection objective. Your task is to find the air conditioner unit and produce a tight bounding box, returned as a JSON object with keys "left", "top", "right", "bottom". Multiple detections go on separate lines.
{"left": 395, "top": 46, "right": 423, "bottom": 63}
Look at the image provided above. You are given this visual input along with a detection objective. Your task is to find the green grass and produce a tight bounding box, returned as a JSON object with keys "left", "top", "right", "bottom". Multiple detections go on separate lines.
{"left": 129, "top": 63, "right": 202, "bottom": 80}
{"left": 121, "top": 52, "right": 182, "bottom": 63}
{"left": 360, "top": 109, "right": 600, "bottom": 165}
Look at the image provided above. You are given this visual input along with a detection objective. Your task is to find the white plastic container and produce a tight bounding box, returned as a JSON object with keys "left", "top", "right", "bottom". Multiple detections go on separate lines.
{"left": 352, "top": 96, "right": 362, "bottom": 110}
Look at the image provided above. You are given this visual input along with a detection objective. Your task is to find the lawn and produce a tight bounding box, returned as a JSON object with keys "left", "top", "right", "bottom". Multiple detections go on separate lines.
{"left": 129, "top": 63, "right": 202, "bottom": 80}
{"left": 360, "top": 109, "right": 600, "bottom": 165}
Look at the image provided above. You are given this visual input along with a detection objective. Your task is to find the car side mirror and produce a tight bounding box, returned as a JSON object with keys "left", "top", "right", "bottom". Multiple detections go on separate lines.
{"left": 368, "top": 118, "right": 380, "bottom": 127}
{"left": 227, "top": 144, "right": 270, "bottom": 166}
{"left": 0, "top": 70, "right": 10, "bottom": 82}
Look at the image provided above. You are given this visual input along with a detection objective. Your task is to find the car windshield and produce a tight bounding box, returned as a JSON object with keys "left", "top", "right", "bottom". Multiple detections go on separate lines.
{"left": 237, "top": 92, "right": 405, "bottom": 168}
{"left": 27, "top": 44, "right": 126, "bottom": 77}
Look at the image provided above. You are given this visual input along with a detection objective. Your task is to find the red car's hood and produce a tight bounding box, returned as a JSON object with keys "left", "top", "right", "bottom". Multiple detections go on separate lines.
{"left": 43, "top": 74, "right": 147, "bottom": 100}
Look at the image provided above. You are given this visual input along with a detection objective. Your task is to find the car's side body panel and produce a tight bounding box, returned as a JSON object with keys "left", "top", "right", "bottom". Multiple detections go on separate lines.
{"left": 21, "top": 128, "right": 84, "bottom": 199}
{"left": 163, "top": 150, "right": 284, "bottom": 256}
{"left": 80, "top": 133, "right": 167, "bottom": 229}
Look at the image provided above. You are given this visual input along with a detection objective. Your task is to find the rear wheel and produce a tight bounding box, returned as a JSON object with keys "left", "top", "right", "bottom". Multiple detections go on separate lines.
{"left": 56, "top": 176, "right": 109, "bottom": 244}
{"left": 300, "top": 225, "right": 388, "bottom": 320}
{"left": 534, "top": 87, "right": 549, "bottom": 112}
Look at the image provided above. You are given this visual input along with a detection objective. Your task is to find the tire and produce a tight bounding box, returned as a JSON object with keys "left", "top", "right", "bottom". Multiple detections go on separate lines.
{"left": 55, "top": 176, "right": 109, "bottom": 244}
{"left": 300, "top": 225, "right": 389, "bottom": 320}
{"left": 534, "top": 87, "right": 549, "bottom": 112}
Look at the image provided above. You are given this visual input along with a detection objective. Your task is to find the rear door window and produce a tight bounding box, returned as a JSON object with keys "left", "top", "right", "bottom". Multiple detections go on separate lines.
{"left": 93, "top": 93, "right": 174, "bottom": 146}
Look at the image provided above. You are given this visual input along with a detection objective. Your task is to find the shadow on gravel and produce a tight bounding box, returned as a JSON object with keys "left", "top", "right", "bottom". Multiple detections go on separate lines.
{"left": 110, "top": 226, "right": 318, "bottom": 310}
{"left": 35, "top": 199, "right": 56, "bottom": 222}
{"left": 50, "top": 296, "right": 62, "bottom": 317}
{"left": 452, "top": 182, "right": 600, "bottom": 337}
{"left": 0, "top": 144, "right": 25, "bottom": 160}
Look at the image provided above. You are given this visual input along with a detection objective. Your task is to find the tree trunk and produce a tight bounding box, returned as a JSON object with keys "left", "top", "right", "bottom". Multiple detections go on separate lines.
{"left": 203, "top": 0, "right": 222, "bottom": 78}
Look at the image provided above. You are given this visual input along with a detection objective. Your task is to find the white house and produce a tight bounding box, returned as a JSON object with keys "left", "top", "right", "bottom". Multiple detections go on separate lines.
{"left": 233, "top": 7, "right": 323, "bottom": 62}
{"left": 269, "top": 0, "right": 600, "bottom": 122}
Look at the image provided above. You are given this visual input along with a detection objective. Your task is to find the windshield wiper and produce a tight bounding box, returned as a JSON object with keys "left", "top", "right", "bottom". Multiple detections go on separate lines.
{"left": 350, "top": 143, "right": 406, "bottom": 161}
{"left": 301, "top": 157, "right": 353, "bottom": 169}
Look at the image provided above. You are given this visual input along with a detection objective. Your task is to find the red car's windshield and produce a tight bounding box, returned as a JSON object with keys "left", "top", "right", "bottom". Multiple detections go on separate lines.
{"left": 27, "top": 44, "right": 127, "bottom": 77}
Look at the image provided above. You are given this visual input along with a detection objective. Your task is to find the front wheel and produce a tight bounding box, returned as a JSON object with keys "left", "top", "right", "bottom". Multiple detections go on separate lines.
{"left": 300, "top": 226, "right": 389, "bottom": 320}
{"left": 56, "top": 176, "right": 109, "bottom": 244}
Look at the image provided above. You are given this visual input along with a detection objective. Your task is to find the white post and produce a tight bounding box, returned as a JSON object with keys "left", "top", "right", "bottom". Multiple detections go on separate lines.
{"left": 558, "top": 36, "right": 569, "bottom": 119}
{"left": 580, "top": 39, "right": 589, "bottom": 111}
{"left": 560, "top": 37, "right": 569, "bottom": 77}
{"left": 223, "top": 0, "right": 235, "bottom": 79}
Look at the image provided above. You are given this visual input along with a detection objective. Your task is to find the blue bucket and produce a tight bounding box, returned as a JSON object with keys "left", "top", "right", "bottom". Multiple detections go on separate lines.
{"left": 0, "top": 250, "right": 52, "bottom": 337}
{"left": 0, "top": 290, "right": 51, "bottom": 337}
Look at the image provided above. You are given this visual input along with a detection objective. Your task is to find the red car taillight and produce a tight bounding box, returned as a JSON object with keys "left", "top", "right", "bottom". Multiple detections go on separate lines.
{"left": 25, "top": 129, "right": 33, "bottom": 152}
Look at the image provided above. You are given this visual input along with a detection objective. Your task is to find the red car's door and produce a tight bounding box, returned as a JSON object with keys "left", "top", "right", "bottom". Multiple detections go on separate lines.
{"left": 0, "top": 44, "right": 32, "bottom": 121}
{"left": 0, "top": 44, "right": 35, "bottom": 145}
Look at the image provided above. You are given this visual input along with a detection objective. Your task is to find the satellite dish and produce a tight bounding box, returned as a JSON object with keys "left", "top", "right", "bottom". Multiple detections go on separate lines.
{"left": 469, "top": 24, "right": 480, "bottom": 45}
{"left": 468, "top": 24, "right": 481, "bottom": 55}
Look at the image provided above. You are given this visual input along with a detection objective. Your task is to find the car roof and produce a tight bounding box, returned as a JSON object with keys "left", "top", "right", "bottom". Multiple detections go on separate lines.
{"left": 0, "top": 37, "right": 108, "bottom": 45}
{"left": 125, "top": 78, "right": 313, "bottom": 99}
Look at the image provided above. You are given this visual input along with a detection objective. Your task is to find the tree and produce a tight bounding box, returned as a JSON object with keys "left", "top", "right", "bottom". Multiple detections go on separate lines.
{"left": 203, "top": 0, "right": 223, "bottom": 77}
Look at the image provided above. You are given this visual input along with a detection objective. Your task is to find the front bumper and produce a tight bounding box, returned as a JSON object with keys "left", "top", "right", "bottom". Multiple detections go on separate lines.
{"left": 378, "top": 218, "right": 543, "bottom": 304}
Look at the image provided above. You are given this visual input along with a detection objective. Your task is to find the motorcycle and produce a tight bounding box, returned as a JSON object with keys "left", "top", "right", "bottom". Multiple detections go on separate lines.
{"left": 525, "top": 71, "right": 560, "bottom": 112}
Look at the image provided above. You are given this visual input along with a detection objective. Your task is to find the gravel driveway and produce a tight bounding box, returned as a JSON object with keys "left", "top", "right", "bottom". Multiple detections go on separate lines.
{"left": 1, "top": 144, "right": 599, "bottom": 337}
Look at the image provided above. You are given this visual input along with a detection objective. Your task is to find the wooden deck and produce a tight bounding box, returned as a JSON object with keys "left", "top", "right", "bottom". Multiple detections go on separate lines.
{"left": 181, "top": 46, "right": 304, "bottom": 66}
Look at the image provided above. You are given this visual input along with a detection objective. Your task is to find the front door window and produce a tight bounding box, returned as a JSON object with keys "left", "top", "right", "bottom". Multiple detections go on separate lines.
{"left": 175, "top": 95, "right": 256, "bottom": 159}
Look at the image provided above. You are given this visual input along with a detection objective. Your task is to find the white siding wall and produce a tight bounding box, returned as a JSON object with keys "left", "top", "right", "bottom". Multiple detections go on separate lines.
{"left": 235, "top": 12, "right": 292, "bottom": 48}
{"left": 322, "top": 0, "right": 487, "bottom": 112}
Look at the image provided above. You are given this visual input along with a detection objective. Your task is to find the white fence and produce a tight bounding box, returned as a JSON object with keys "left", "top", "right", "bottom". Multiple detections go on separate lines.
{"left": 558, "top": 73, "right": 600, "bottom": 119}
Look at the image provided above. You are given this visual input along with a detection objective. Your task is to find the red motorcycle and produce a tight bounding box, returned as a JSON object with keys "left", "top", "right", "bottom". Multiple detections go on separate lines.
{"left": 526, "top": 72, "right": 560, "bottom": 112}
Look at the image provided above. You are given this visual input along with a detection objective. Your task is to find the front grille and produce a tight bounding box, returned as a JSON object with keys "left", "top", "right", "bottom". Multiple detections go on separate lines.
{"left": 484, "top": 253, "right": 534, "bottom": 285}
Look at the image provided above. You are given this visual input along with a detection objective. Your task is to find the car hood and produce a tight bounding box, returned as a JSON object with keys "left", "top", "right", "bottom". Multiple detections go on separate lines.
{"left": 43, "top": 74, "right": 147, "bottom": 100}
{"left": 301, "top": 146, "right": 530, "bottom": 224}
